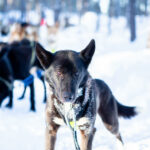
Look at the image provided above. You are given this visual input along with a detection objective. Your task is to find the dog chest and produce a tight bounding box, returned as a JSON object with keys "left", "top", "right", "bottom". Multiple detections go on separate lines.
{"left": 53, "top": 116, "right": 90, "bottom": 130}
{"left": 53, "top": 97, "right": 96, "bottom": 131}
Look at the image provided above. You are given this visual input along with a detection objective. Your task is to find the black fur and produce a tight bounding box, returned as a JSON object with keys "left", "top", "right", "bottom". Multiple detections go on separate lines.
{"left": 117, "top": 101, "right": 137, "bottom": 118}
{"left": 0, "top": 48, "right": 13, "bottom": 107}
{"left": 0, "top": 39, "right": 46, "bottom": 111}
{"left": 36, "top": 39, "right": 137, "bottom": 150}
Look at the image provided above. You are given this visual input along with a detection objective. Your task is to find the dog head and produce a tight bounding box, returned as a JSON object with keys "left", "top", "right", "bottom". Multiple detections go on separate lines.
{"left": 36, "top": 40, "right": 95, "bottom": 103}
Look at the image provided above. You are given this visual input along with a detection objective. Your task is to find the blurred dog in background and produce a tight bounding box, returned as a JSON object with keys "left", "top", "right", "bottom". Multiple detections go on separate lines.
{"left": 0, "top": 39, "right": 46, "bottom": 111}
{"left": 9, "top": 22, "right": 39, "bottom": 43}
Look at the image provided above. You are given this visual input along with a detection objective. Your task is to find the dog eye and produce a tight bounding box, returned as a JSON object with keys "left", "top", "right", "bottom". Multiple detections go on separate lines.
{"left": 57, "top": 71, "right": 64, "bottom": 79}
{"left": 57, "top": 71, "right": 63, "bottom": 76}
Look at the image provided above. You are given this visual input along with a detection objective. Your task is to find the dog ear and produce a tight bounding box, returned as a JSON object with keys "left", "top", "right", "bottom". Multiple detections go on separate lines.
{"left": 80, "top": 39, "right": 95, "bottom": 67}
{"left": 36, "top": 43, "right": 53, "bottom": 69}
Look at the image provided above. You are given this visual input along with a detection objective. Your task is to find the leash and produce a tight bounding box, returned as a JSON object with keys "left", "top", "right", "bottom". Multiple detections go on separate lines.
{"left": 64, "top": 103, "right": 80, "bottom": 150}
{"left": 0, "top": 76, "right": 13, "bottom": 90}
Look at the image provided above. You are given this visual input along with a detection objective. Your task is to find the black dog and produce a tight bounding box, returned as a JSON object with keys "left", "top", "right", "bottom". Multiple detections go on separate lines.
{"left": 0, "top": 39, "right": 46, "bottom": 111}
{"left": 0, "top": 46, "right": 13, "bottom": 107}
{"left": 36, "top": 39, "right": 137, "bottom": 150}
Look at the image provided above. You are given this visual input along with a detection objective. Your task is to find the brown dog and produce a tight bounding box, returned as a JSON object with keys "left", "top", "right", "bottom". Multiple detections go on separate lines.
{"left": 9, "top": 23, "right": 39, "bottom": 43}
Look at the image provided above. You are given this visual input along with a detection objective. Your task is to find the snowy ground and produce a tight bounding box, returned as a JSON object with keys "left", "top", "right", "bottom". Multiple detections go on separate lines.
{"left": 0, "top": 15, "right": 150, "bottom": 150}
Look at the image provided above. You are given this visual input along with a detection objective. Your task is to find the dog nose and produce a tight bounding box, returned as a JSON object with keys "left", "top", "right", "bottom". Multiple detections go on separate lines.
{"left": 62, "top": 92, "right": 74, "bottom": 102}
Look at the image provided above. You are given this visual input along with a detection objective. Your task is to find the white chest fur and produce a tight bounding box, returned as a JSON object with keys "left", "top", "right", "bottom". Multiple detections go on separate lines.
{"left": 53, "top": 116, "right": 90, "bottom": 127}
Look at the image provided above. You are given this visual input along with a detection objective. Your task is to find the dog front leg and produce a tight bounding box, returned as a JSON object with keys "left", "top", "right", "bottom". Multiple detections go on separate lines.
{"left": 45, "top": 125, "right": 59, "bottom": 150}
{"left": 45, "top": 110, "right": 59, "bottom": 150}
{"left": 80, "top": 127, "right": 96, "bottom": 150}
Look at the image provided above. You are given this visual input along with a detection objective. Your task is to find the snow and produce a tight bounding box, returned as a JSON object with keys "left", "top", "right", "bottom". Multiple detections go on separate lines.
{"left": 0, "top": 14, "right": 150, "bottom": 150}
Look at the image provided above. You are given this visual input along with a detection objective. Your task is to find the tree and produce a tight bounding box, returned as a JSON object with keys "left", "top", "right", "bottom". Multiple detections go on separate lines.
{"left": 108, "top": 0, "right": 113, "bottom": 34}
{"left": 144, "top": 0, "right": 148, "bottom": 16}
{"left": 20, "top": 0, "right": 26, "bottom": 21}
{"left": 53, "top": 0, "right": 62, "bottom": 23}
{"left": 0, "top": 0, "right": 7, "bottom": 12}
{"left": 129, "top": 0, "right": 136, "bottom": 42}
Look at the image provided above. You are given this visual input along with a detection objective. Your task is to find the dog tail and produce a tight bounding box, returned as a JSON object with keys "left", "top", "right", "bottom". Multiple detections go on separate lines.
{"left": 117, "top": 101, "right": 137, "bottom": 119}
